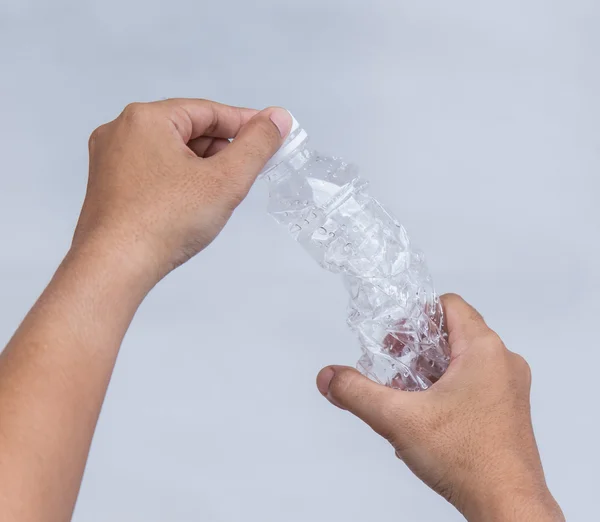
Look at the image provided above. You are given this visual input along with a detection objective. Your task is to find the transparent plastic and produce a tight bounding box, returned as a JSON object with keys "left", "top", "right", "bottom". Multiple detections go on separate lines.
{"left": 261, "top": 121, "right": 450, "bottom": 391}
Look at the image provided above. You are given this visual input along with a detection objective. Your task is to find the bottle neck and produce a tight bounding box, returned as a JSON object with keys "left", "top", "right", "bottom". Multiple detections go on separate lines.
{"left": 262, "top": 144, "right": 312, "bottom": 182}
{"left": 286, "top": 146, "right": 312, "bottom": 170}
{"left": 260, "top": 123, "right": 310, "bottom": 178}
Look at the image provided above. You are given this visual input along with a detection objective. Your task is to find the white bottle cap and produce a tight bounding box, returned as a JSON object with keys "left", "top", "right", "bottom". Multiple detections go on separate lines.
{"left": 261, "top": 111, "right": 308, "bottom": 174}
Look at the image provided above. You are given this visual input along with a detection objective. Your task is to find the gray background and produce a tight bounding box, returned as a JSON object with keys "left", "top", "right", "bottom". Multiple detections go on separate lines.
{"left": 1, "top": 1, "right": 598, "bottom": 520}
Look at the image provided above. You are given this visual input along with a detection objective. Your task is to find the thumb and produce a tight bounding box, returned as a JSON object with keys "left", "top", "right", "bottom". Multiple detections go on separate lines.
{"left": 317, "top": 365, "right": 399, "bottom": 436}
{"left": 212, "top": 106, "right": 292, "bottom": 181}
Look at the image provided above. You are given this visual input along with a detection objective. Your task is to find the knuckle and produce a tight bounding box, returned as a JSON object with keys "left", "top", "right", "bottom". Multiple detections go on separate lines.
{"left": 484, "top": 329, "right": 503, "bottom": 346}
{"left": 328, "top": 370, "right": 359, "bottom": 400}
{"left": 511, "top": 353, "right": 532, "bottom": 383}
{"left": 88, "top": 128, "right": 101, "bottom": 150}
{"left": 88, "top": 123, "right": 108, "bottom": 150}
{"left": 475, "top": 330, "right": 506, "bottom": 357}
{"left": 121, "top": 102, "right": 150, "bottom": 124}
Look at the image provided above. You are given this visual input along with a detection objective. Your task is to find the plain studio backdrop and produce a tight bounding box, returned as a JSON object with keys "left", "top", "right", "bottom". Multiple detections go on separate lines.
{"left": 1, "top": 1, "right": 598, "bottom": 521}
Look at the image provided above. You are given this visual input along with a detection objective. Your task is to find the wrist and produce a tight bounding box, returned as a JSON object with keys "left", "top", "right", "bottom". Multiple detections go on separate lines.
{"left": 68, "top": 228, "right": 164, "bottom": 296}
{"left": 461, "top": 480, "right": 564, "bottom": 522}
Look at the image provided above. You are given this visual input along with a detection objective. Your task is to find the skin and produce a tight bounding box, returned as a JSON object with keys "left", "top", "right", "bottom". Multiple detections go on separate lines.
{"left": 0, "top": 98, "right": 564, "bottom": 521}
{"left": 317, "top": 294, "right": 565, "bottom": 521}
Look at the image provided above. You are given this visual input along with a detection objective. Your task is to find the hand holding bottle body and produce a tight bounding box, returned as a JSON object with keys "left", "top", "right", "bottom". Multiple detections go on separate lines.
{"left": 318, "top": 293, "right": 564, "bottom": 522}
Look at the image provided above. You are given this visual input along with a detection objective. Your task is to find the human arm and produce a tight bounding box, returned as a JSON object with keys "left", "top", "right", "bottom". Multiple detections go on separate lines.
{"left": 0, "top": 99, "right": 292, "bottom": 522}
{"left": 317, "top": 293, "right": 565, "bottom": 521}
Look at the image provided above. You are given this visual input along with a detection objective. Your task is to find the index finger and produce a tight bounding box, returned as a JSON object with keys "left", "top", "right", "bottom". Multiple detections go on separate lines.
{"left": 154, "top": 98, "right": 258, "bottom": 142}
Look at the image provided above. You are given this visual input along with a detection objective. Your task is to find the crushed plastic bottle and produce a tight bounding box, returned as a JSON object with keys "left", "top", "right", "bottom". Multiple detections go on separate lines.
{"left": 260, "top": 114, "right": 450, "bottom": 391}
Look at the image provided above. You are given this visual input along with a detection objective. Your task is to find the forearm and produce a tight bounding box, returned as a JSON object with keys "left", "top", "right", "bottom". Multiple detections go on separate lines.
{"left": 0, "top": 237, "right": 156, "bottom": 521}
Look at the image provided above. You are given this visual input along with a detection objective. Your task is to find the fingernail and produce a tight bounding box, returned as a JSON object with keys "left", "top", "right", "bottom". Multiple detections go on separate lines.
{"left": 269, "top": 107, "right": 293, "bottom": 138}
{"left": 317, "top": 367, "right": 336, "bottom": 396}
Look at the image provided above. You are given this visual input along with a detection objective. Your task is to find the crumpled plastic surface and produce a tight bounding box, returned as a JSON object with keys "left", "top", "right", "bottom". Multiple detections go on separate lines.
{"left": 264, "top": 149, "right": 450, "bottom": 390}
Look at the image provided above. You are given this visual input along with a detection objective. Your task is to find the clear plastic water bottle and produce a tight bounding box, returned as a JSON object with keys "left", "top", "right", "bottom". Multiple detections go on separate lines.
{"left": 260, "top": 114, "right": 450, "bottom": 390}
